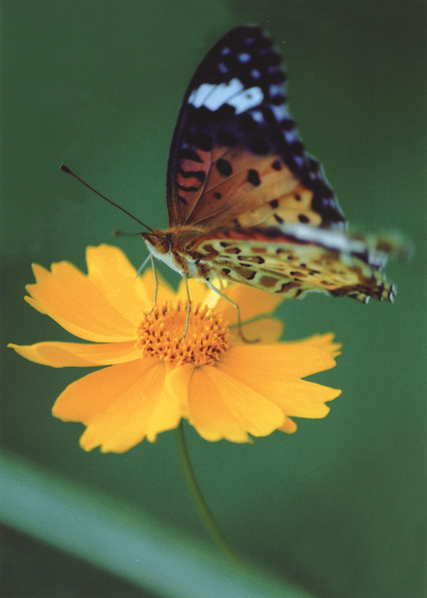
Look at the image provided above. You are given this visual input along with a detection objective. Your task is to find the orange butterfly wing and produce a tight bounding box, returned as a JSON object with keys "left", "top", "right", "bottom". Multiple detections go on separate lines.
{"left": 159, "top": 26, "right": 402, "bottom": 303}
{"left": 166, "top": 26, "right": 345, "bottom": 233}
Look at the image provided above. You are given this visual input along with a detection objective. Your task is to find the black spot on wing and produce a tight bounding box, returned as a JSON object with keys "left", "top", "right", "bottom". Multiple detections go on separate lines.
{"left": 281, "top": 119, "right": 296, "bottom": 131}
{"left": 251, "top": 138, "right": 269, "bottom": 155}
{"left": 269, "top": 70, "right": 286, "bottom": 84}
{"left": 194, "top": 132, "right": 213, "bottom": 151}
{"left": 270, "top": 94, "right": 287, "bottom": 106}
{"left": 247, "top": 169, "right": 261, "bottom": 186}
{"left": 239, "top": 113, "right": 257, "bottom": 131}
{"left": 216, "top": 158, "right": 233, "bottom": 176}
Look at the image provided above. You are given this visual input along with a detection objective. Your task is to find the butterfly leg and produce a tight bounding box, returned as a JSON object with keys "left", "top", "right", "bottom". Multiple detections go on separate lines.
{"left": 205, "top": 280, "right": 259, "bottom": 344}
{"left": 150, "top": 256, "right": 159, "bottom": 309}
{"left": 181, "top": 274, "right": 192, "bottom": 339}
{"left": 135, "top": 254, "right": 152, "bottom": 278}
{"left": 136, "top": 254, "right": 158, "bottom": 313}
{"left": 143, "top": 256, "right": 159, "bottom": 315}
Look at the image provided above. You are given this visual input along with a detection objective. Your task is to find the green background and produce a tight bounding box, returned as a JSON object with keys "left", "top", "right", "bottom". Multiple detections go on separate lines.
{"left": 1, "top": 1, "right": 426, "bottom": 597}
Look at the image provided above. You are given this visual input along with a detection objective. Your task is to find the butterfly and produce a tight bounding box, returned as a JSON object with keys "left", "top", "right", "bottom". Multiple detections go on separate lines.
{"left": 143, "top": 25, "right": 404, "bottom": 307}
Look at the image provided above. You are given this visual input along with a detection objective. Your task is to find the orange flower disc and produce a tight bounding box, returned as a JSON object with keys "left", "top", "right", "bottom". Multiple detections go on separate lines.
{"left": 136, "top": 302, "right": 229, "bottom": 366}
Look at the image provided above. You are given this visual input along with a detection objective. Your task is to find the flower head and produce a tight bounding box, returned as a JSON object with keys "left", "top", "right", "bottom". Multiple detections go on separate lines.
{"left": 9, "top": 244, "right": 341, "bottom": 453}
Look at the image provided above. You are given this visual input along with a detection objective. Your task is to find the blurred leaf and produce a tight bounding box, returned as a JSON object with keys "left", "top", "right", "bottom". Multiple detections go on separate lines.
{"left": 0, "top": 450, "right": 314, "bottom": 598}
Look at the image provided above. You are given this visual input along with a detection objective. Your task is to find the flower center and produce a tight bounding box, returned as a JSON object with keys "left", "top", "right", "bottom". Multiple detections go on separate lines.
{"left": 136, "top": 301, "right": 229, "bottom": 366}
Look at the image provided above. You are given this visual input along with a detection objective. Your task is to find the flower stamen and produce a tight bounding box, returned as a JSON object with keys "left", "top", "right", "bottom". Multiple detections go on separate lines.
{"left": 136, "top": 301, "right": 229, "bottom": 366}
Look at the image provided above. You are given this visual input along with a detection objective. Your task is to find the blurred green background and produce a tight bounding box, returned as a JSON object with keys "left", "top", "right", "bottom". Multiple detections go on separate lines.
{"left": 1, "top": 1, "right": 426, "bottom": 597}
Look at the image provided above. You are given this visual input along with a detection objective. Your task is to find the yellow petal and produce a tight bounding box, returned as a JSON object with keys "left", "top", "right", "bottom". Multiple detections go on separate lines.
{"left": 271, "top": 380, "right": 341, "bottom": 417}
{"left": 24, "top": 296, "right": 47, "bottom": 314}
{"left": 186, "top": 365, "right": 284, "bottom": 443}
{"left": 293, "top": 333, "right": 342, "bottom": 357}
{"left": 53, "top": 358, "right": 155, "bottom": 421}
{"left": 214, "top": 284, "right": 285, "bottom": 326}
{"left": 163, "top": 364, "right": 194, "bottom": 419}
{"left": 26, "top": 261, "right": 136, "bottom": 342}
{"left": 176, "top": 277, "right": 211, "bottom": 306}
{"left": 85, "top": 245, "right": 178, "bottom": 326}
{"left": 53, "top": 359, "right": 182, "bottom": 453}
{"left": 85, "top": 245, "right": 152, "bottom": 321}
{"left": 229, "top": 317, "right": 284, "bottom": 346}
{"left": 222, "top": 342, "right": 338, "bottom": 381}
{"left": 135, "top": 264, "right": 177, "bottom": 307}
{"left": 218, "top": 345, "right": 340, "bottom": 420}
{"left": 8, "top": 340, "right": 138, "bottom": 367}
{"left": 279, "top": 417, "right": 298, "bottom": 434}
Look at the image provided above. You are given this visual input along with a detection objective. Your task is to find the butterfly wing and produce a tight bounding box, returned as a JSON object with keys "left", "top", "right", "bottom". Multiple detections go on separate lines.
{"left": 163, "top": 26, "right": 404, "bottom": 304}
{"left": 189, "top": 225, "right": 397, "bottom": 303}
{"left": 166, "top": 26, "right": 345, "bottom": 232}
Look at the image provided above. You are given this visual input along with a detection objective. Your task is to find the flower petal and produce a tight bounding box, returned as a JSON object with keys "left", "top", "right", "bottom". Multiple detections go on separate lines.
{"left": 176, "top": 280, "right": 284, "bottom": 326}
{"left": 163, "top": 364, "right": 193, "bottom": 419}
{"left": 85, "top": 245, "right": 153, "bottom": 321}
{"left": 86, "top": 245, "right": 179, "bottom": 332}
{"left": 134, "top": 264, "right": 177, "bottom": 308}
{"left": 8, "top": 341, "right": 138, "bottom": 367}
{"left": 273, "top": 379, "right": 341, "bottom": 417}
{"left": 53, "top": 359, "right": 183, "bottom": 453}
{"left": 214, "top": 284, "right": 285, "bottom": 326}
{"left": 26, "top": 261, "right": 136, "bottom": 342}
{"left": 186, "top": 366, "right": 284, "bottom": 443}
{"left": 176, "top": 277, "right": 212, "bottom": 306}
{"left": 218, "top": 344, "right": 340, "bottom": 421}
{"left": 293, "top": 333, "right": 342, "bottom": 357}
{"left": 279, "top": 417, "right": 298, "bottom": 434}
{"left": 221, "top": 339, "right": 338, "bottom": 381}
{"left": 230, "top": 317, "right": 284, "bottom": 346}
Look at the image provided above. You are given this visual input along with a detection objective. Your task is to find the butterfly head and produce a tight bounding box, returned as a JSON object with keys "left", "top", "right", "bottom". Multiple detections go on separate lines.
{"left": 143, "top": 228, "right": 188, "bottom": 276}
{"left": 142, "top": 229, "right": 170, "bottom": 255}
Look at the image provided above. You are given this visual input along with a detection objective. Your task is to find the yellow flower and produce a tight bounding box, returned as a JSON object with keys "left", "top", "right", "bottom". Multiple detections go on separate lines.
{"left": 9, "top": 244, "right": 341, "bottom": 453}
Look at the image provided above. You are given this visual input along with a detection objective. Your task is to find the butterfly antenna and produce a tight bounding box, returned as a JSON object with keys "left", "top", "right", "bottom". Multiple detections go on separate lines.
{"left": 113, "top": 230, "right": 144, "bottom": 237}
{"left": 60, "top": 164, "right": 153, "bottom": 232}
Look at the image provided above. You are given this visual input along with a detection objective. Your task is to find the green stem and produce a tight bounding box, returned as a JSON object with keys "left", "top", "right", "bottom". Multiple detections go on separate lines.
{"left": 174, "top": 420, "right": 241, "bottom": 563}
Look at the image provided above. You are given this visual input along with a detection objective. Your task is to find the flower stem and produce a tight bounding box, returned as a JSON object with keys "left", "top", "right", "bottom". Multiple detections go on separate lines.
{"left": 174, "top": 420, "right": 241, "bottom": 563}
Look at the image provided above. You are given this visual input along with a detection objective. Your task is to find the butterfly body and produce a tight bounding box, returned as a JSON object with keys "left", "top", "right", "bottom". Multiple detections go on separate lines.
{"left": 144, "top": 227, "right": 209, "bottom": 279}
{"left": 144, "top": 26, "right": 401, "bottom": 304}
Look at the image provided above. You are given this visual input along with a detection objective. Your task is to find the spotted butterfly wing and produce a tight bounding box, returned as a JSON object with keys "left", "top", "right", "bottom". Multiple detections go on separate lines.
{"left": 144, "top": 26, "right": 401, "bottom": 303}
{"left": 167, "top": 26, "right": 344, "bottom": 230}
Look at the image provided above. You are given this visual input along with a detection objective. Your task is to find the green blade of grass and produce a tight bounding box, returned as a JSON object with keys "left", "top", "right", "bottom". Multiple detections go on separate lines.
{"left": 0, "top": 450, "right": 314, "bottom": 598}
